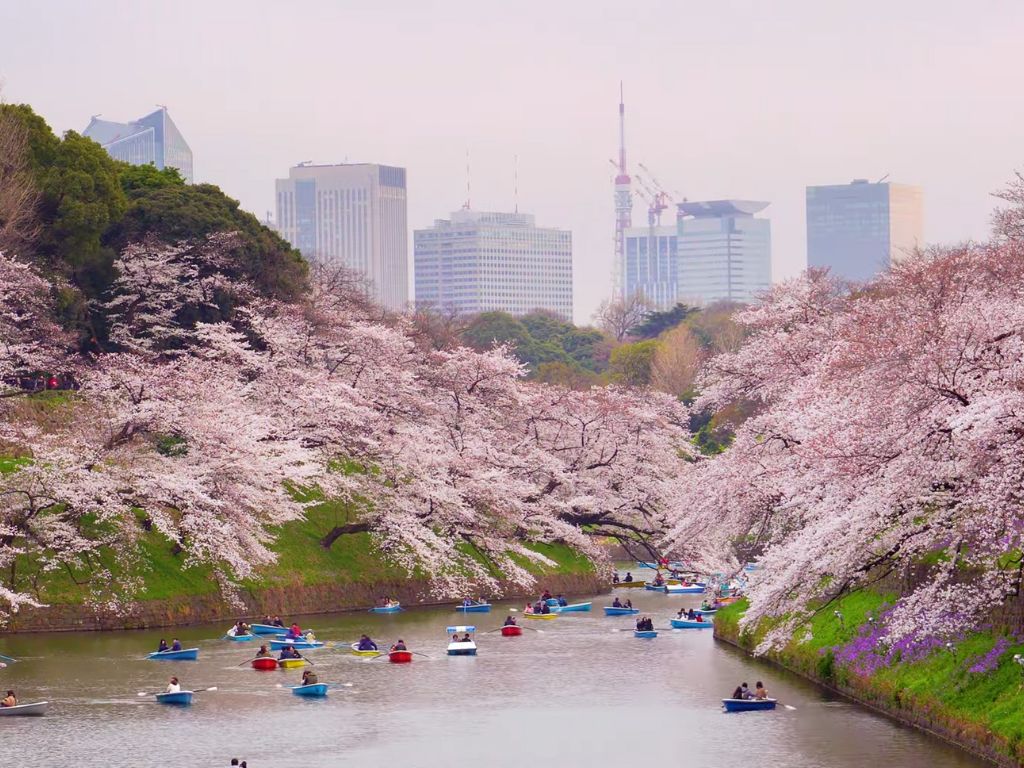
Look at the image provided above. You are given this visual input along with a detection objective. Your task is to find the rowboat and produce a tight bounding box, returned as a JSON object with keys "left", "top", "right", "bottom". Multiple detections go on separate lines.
{"left": 224, "top": 628, "right": 255, "bottom": 641}
{"left": 500, "top": 625, "right": 522, "bottom": 636}
{"left": 446, "top": 626, "right": 477, "bottom": 656}
{"left": 554, "top": 601, "right": 591, "bottom": 613}
{"left": 0, "top": 701, "right": 47, "bottom": 716}
{"left": 523, "top": 612, "right": 557, "bottom": 620}
{"left": 155, "top": 691, "right": 193, "bottom": 705}
{"left": 388, "top": 650, "right": 413, "bottom": 663}
{"left": 251, "top": 656, "right": 278, "bottom": 670}
{"left": 350, "top": 642, "right": 380, "bottom": 657}
{"left": 636, "top": 561, "right": 659, "bottom": 569}
{"left": 371, "top": 603, "right": 401, "bottom": 614}
{"left": 645, "top": 583, "right": 668, "bottom": 591}
{"left": 544, "top": 598, "right": 560, "bottom": 607}
{"left": 670, "top": 618, "right": 714, "bottom": 629}
{"left": 603, "top": 606, "right": 639, "bottom": 616}
{"left": 633, "top": 630, "right": 658, "bottom": 639}
{"left": 722, "top": 698, "right": 776, "bottom": 712}
{"left": 456, "top": 603, "right": 491, "bottom": 613}
{"left": 291, "top": 683, "right": 328, "bottom": 697}
{"left": 147, "top": 648, "right": 199, "bottom": 661}
{"left": 278, "top": 657, "right": 307, "bottom": 669}
{"left": 695, "top": 608, "right": 718, "bottom": 616}
{"left": 269, "top": 638, "right": 325, "bottom": 651}
{"left": 614, "top": 581, "right": 646, "bottom": 589}
{"left": 666, "top": 584, "right": 704, "bottom": 595}
{"left": 251, "top": 623, "right": 287, "bottom": 635}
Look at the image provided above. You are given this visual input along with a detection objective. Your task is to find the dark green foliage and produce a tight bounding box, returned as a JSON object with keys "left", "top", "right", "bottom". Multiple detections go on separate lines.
{"left": 632, "top": 303, "right": 699, "bottom": 339}
{"left": 116, "top": 162, "right": 186, "bottom": 195}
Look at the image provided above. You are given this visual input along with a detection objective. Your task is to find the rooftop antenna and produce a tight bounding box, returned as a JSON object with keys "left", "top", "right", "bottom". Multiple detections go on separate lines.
{"left": 463, "top": 148, "right": 472, "bottom": 210}
{"left": 877, "top": 173, "right": 890, "bottom": 184}
{"left": 514, "top": 154, "right": 519, "bottom": 214}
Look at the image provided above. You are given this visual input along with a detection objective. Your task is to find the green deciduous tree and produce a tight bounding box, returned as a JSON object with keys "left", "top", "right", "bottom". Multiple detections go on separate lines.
{"left": 609, "top": 339, "right": 659, "bottom": 387}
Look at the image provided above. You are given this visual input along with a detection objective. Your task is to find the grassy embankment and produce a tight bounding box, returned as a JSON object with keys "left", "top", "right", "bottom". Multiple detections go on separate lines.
{"left": 716, "top": 592, "right": 1024, "bottom": 761}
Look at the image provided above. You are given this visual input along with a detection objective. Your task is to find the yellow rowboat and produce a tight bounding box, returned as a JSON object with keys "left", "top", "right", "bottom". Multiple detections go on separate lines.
{"left": 523, "top": 612, "right": 558, "bottom": 620}
{"left": 613, "top": 581, "right": 647, "bottom": 589}
{"left": 278, "top": 657, "right": 307, "bottom": 669}
{"left": 350, "top": 643, "right": 380, "bottom": 657}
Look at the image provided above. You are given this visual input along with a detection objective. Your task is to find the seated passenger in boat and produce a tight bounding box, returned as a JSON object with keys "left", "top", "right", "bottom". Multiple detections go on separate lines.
{"left": 357, "top": 635, "right": 378, "bottom": 651}
{"left": 272, "top": 616, "right": 285, "bottom": 627}
{"left": 624, "top": 599, "right": 633, "bottom": 609}
{"left": 623, "top": 572, "right": 634, "bottom": 582}
{"left": 288, "top": 622, "right": 302, "bottom": 638}
{"left": 612, "top": 573, "right": 620, "bottom": 584}
{"left": 557, "top": 595, "right": 568, "bottom": 606}
{"left": 740, "top": 682, "right": 753, "bottom": 699}
{"left": 235, "top": 620, "right": 250, "bottom": 636}
{"left": 279, "top": 645, "right": 302, "bottom": 660}
{"left": 171, "top": 639, "right": 182, "bottom": 651}
{"left": 302, "top": 669, "right": 319, "bottom": 686}
{"left": 157, "top": 639, "right": 169, "bottom": 653}
{"left": 653, "top": 573, "right": 665, "bottom": 586}
{"left": 391, "top": 639, "right": 408, "bottom": 651}
{"left": 461, "top": 633, "right": 472, "bottom": 642}
{"left": 612, "top": 597, "right": 623, "bottom": 608}
{"left": 462, "top": 597, "right": 473, "bottom": 607}
{"left": 540, "top": 603, "right": 551, "bottom": 614}
{"left": 731, "top": 684, "right": 744, "bottom": 699}
{"left": 1, "top": 690, "right": 16, "bottom": 707}
{"left": 541, "top": 589, "right": 553, "bottom": 600}
{"left": 755, "top": 681, "right": 768, "bottom": 700}
{"left": 504, "top": 615, "right": 517, "bottom": 626}
{"left": 256, "top": 644, "right": 272, "bottom": 658}
{"left": 451, "top": 633, "right": 460, "bottom": 642}
{"left": 533, "top": 600, "right": 545, "bottom": 614}
{"left": 165, "top": 677, "right": 180, "bottom": 694}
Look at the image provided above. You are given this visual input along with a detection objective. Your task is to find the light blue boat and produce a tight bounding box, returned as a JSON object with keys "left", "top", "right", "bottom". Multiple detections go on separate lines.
{"left": 251, "top": 623, "right": 287, "bottom": 635}
{"left": 224, "top": 632, "right": 255, "bottom": 642}
{"left": 370, "top": 604, "right": 401, "bottom": 614}
{"left": 554, "top": 601, "right": 592, "bottom": 613}
{"left": 603, "top": 606, "right": 639, "bottom": 616}
{"left": 155, "top": 690, "right": 194, "bottom": 705}
{"left": 636, "top": 561, "right": 659, "bottom": 570}
{"left": 723, "top": 698, "right": 776, "bottom": 712}
{"left": 670, "top": 618, "right": 714, "bottom": 629}
{"left": 544, "top": 598, "right": 560, "bottom": 607}
{"left": 644, "top": 583, "right": 667, "bottom": 592}
{"left": 291, "top": 683, "right": 329, "bottom": 697}
{"left": 633, "top": 630, "right": 658, "bottom": 639}
{"left": 456, "top": 603, "right": 492, "bottom": 613}
{"left": 694, "top": 608, "right": 718, "bottom": 616}
{"left": 147, "top": 648, "right": 199, "bottom": 661}
{"left": 269, "top": 638, "right": 325, "bottom": 651}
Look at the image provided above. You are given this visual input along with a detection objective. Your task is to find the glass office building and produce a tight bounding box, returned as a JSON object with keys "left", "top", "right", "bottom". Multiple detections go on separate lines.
{"left": 275, "top": 163, "right": 409, "bottom": 312}
{"left": 623, "top": 225, "right": 679, "bottom": 309}
{"left": 806, "top": 180, "right": 923, "bottom": 282}
{"left": 83, "top": 107, "right": 193, "bottom": 183}
{"left": 414, "top": 210, "right": 573, "bottom": 320}
{"left": 676, "top": 200, "right": 772, "bottom": 306}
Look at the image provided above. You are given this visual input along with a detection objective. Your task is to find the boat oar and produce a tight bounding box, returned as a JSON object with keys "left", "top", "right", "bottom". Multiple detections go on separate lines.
{"left": 0, "top": 654, "right": 18, "bottom": 664}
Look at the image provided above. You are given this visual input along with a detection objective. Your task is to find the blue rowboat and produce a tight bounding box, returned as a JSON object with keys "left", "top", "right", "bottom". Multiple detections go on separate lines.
{"left": 603, "top": 606, "right": 640, "bottom": 616}
{"left": 670, "top": 618, "right": 714, "bottom": 629}
{"left": 544, "top": 598, "right": 560, "bottom": 607}
{"left": 633, "top": 630, "right": 658, "bottom": 639}
{"left": 554, "top": 601, "right": 591, "bottom": 613}
{"left": 291, "top": 683, "right": 328, "bottom": 697}
{"left": 644, "top": 583, "right": 666, "bottom": 592}
{"left": 636, "top": 561, "right": 658, "bottom": 569}
{"left": 370, "top": 604, "right": 401, "bottom": 614}
{"left": 251, "top": 623, "right": 287, "bottom": 635}
{"left": 456, "top": 603, "right": 491, "bottom": 613}
{"left": 695, "top": 608, "right": 718, "bottom": 616}
{"left": 147, "top": 648, "right": 199, "bottom": 661}
{"left": 446, "top": 625, "right": 477, "bottom": 656}
{"left": 224, "top": 632, "right": 255, "bottom": 642}
{"left": 155, "top": 690, "right": 193, "bottom": 705}
{"left": 722, "top": 698, "right": 776, "bottom": 712}
{"left": 269, "top": 639, "right": 325, "bottom": 651}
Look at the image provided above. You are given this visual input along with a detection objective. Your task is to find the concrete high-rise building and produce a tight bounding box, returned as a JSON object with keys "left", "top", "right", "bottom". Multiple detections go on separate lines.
{"left": 623, "top": 225, "right": 678, "bottom": 309}
{"left": 806, "top": 180, "right": 923, "bottom": 282}
{"left": 83, "top": 107, "right": 193, "bottom": 183}
{"left": 414, "top": 209, "right": 572, "bottom": 320}
{"left": 676, "top": 200, "right": 772, "bottom": 306}
{"left": 275, "top": 163, "right": 408, "bottom": 312}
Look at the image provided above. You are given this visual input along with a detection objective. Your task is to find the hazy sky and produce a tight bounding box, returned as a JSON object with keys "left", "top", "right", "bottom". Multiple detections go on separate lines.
{"left": 2, "top": 0, "right": 1022, "bottom": 323}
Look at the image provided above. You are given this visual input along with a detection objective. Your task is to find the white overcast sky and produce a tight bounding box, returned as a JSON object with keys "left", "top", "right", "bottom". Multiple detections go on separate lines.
{"left": 2, "top": 0, "right": 1022, "bottom": 323}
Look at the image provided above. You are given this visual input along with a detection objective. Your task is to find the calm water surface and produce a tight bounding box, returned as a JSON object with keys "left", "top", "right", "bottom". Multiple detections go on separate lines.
{"left": 0, "top": 588, "right": 987, "bottom": 768}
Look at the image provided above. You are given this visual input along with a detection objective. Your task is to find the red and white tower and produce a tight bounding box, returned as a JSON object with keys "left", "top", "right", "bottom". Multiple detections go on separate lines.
{"left": 612, "top": 82, "right": 633, "bottom": 301}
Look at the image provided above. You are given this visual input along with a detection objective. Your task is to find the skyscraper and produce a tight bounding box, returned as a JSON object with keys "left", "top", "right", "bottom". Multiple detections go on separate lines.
{"left": 623, "top": 225, "right": 678, "bottom": 309}
{"left": 83, "top": 107, "right": 193, "bottom": 183}
{"left": 275, "top": 163, "right": 408, "bottom": 312}
{"left": 806, "top": 180, "right": 923, "bottom": 282}
{"left": 676, "top": 200, "right": 772, "bottom": 306}
{"left": 414, "top": 209, "right": 573, "bottom": 320}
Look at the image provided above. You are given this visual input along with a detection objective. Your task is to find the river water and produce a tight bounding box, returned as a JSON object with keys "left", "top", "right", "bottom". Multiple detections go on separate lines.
{"left": 0, "top": 587, "right": 986, "bottom": 768}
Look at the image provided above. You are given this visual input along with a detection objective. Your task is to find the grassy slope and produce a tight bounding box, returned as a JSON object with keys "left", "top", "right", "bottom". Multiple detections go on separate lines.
{"left": 718, "top": 592, "right": 1024, "bottom": 758}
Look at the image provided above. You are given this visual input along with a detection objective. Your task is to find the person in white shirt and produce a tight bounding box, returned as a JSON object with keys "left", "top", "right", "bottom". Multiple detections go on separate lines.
{"left": 165, "top": 676, "right": 181, "bottom": 693}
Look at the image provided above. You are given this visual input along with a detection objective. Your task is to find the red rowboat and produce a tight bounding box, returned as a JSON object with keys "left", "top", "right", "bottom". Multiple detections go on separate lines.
{"left": 388, "top": 650, "right": 413, "bottom": 663}
{"left": 501, "top": 625, "right": 523, "bottom": 637}
{"left": 251, "top": 656, "right": 278, "bottom": 670}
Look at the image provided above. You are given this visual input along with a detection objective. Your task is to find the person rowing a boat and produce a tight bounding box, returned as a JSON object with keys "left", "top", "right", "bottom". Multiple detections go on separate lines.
{"left": 556, "top": 595, "right": 568, "bottom": 607}
{"left": 503, "top": 615, "right": 517, "bottom": 626}
{"left": 541, "top": 589, "right": 552, "bottom": 601}
{"left": 165, "top": 677, "right": 181, "bottom": 694}
{"left": 612, "top": 572, "right": 620, "bottom": 584}
{"left": 1, "top": 690, "right": 15, "bottom": 708}
{"left": 234, "top": 620, "right": 251, "bottom": 636}
{"left": 754, "top": 681, "right": 768, "bottom": 700}
{"left": 391, "top": 639, "right": 407, "bottom": 651}
{"left": 624, "top": 599, "right": 633, "bottom": 609}
{"left": 301, "top": 669, "right": 319, "bottom": 686}
{"left": 612, "top": 597, "right": 623, "bottom": 608}
{"left": 357, "top": 634, "right": 378, "bottom": 651}
{"left": 279, "top": 645, "right": 302, "bottom": 660}
{"left": 624, "top": 572, "right": 633, "bottom": 582}
{"left": 652, "top": 573, "right": 665, "bottom": 587}
{"left": 171, "top": 639, "right": 182, "bottom": 651}
{"left": 272, "top": 616, "right": 285, "bottom": 627}
{"left": 157, "top": 638, "right": 169, "bottom": 653}
{"left": 287, "top": 622, "right": 302, "bottom": 639}
{"left": 255, "top": 644, "right": 272, "bottom": 658}
{"left": 730, "top": 684, "right": 744, "bottom": 700}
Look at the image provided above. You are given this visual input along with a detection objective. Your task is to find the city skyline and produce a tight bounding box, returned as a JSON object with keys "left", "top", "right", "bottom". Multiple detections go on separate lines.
{"left": 2, "top": 1, "right": 1020, "bottom": 322}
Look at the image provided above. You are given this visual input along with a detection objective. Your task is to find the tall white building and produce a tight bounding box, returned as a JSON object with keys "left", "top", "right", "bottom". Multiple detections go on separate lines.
{"left": 414, "top": 210, "right": 573, "bottom": 320}
{"left": 623, "top": 225, "right": 678, "bottom": 310}
{"left": 275, "top": 163, "right": 408, "bottom": 311}
{"left": 676, "top": 200, "right": 772, "bottom": 306}
{"left": 806, "top": 180, "right": 923, "bottom": 282}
